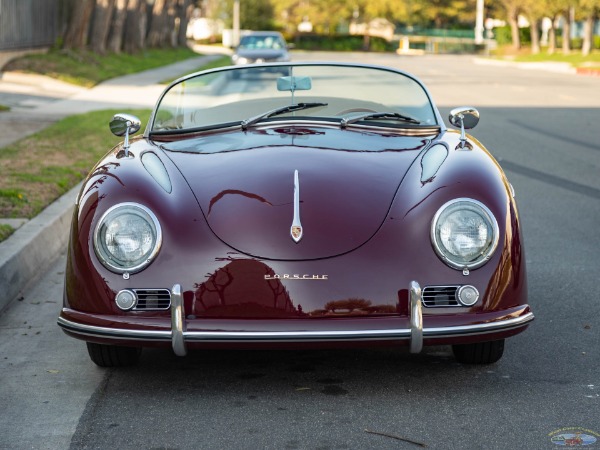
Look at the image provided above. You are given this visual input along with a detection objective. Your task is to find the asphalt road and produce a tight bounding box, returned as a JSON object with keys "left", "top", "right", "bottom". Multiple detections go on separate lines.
{"left": 1, "top": 52, "right": 599, "bottom": 450}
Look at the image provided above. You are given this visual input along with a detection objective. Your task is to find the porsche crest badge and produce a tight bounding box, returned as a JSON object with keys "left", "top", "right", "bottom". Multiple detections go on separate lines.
{"left": 291, "top": 225, "right": 303, "bottom": 242}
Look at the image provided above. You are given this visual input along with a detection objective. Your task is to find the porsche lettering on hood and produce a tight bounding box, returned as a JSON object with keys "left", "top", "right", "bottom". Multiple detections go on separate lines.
{"left": 163, "top": 128, "right": 429, "bottom": 260}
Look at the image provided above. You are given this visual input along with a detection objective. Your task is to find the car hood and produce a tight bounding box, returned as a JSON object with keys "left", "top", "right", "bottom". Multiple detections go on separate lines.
{"left": 235, "top": 48, "right": 287, "bottom": 60}
{"left": 161, "top": 127, "right": 429, "bottom": 260}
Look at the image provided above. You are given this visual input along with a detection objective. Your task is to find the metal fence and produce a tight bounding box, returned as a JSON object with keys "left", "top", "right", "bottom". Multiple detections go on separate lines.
{"left": 0, "top": 0, "right": 60, "bottom": 51}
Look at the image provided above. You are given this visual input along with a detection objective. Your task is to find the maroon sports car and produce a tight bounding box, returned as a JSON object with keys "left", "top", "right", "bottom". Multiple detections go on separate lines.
{"left": 58, "top": 62, "right": 533, "bottom": 367}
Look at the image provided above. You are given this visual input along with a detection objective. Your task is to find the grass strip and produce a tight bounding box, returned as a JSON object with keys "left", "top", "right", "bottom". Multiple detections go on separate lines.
{"left": 0, "top": 224, "right": 15, "bottom": 241}
{"left": 498, "top": 50, "right": 600, "bottom": 68}
{"left": 3, "top": 47, "right": 201, "bottom": 88}
{"left": 0, "top": 109, "right": 151, "bottom": 219}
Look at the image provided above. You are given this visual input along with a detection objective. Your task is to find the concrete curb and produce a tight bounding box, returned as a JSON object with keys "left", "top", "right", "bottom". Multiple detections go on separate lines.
{"left": 0, "top": 183, "right": 81, "bottom": 312}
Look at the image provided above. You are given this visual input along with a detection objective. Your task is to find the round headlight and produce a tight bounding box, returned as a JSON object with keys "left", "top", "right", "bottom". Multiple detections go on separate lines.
{"left": 431, "top": 198, "right": 499, "bottom": 270}
{"left": 93, "top": 203, "right": 162, "bottom": 273}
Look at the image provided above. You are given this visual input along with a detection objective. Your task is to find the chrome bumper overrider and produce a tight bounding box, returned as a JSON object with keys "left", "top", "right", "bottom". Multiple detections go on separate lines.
{"left": 58, "top": 281, "right": 534, "bottom": 357}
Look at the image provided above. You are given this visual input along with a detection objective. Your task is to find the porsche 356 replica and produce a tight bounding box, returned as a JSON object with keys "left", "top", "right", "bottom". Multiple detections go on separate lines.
{"left": 58, "top": 62, "right": 533, "bottom": 367}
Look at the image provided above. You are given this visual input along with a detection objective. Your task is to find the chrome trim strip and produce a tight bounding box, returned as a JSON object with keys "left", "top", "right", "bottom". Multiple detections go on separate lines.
{"left": 424, "top": 312, "right": 534, "bottom": 336}
{"left": 57, "top": 316, "right": 171, "bottom": 340}
{"left": 57, "top": 311, "right": 534, "bottom": 343}
{"left": 290, "top": 169, "right": 303, "bottom": 243}
{"left": 184, "top": 329, "right": 412, "bottom": 341}
{"left": 170, "top": 284, "right": 187, "bottom": 356}
{"left": 409, "top": 281, "right": 423, "bottom": 353}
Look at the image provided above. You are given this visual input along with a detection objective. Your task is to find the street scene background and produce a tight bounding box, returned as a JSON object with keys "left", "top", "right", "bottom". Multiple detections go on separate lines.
{"left": 1, "top": 0, "right": 599, "bottom": 449}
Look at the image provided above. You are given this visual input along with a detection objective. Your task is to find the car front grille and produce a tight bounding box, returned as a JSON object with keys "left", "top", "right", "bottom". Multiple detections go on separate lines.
{"left": 422, "top": 286, "right": 460, "bottom": 307}
{"left": 133, "top": 289, "right": 171, "bottom": 310}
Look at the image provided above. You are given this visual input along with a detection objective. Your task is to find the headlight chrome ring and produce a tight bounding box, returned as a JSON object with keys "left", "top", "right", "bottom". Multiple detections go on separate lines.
{"left": 93, "top": 202, "right": 162, "bottom": 274}
{"left": 431, "top": 198, "right": 499, "bottom": 270}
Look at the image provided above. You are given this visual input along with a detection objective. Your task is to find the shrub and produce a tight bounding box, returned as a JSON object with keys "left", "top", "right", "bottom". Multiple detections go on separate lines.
{"left": 292, "top": 33, "right": 395, "bottom": 52}
{"left": 493, "top": 26, "right": 532, "bottom": 46}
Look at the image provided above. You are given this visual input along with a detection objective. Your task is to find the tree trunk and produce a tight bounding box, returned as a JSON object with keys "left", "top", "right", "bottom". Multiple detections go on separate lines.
{"left": 107, "top": 0, "right": 128, "bottom": 53}
{"left": 362, "top": 34, "right": 370, "bottom": 51}
{"left": 530, "top": 18, "right": 540, "bottom": 54}
{"left": 90, "top": 0, "right": 116, "bottom": 54}
{"left": 167, "top": 0, "right": 178, "bottom": 47}
{"left": 147, "top": 0, "right": 167, "bottom": 47}
{"left": 548, "top": 15, "right": 557, "bottom": 55}
{"left": 508, "top": 6, "right": 521, "bottom": 50}
{"left": 124, "top": 0, "right": 147, "bottom": 53}
{"left": 177, "top": 0, "right": 193, "bottom": 47}
{"left": 58, "top": 0, "right": 77, "bottom": 37}
{"left": 63, "top": 0, "right": 95, "bottom": 50}
{"left": 562, "top": 8, "right": 572, "bottom": 55}
{"left": 581, "top": 14, "right": 596, "bottom": 56}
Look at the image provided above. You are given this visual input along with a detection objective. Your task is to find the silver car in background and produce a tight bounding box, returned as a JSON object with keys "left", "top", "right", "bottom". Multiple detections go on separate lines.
{"left": 231, "top": 31, "right": 290, "bottom": 65}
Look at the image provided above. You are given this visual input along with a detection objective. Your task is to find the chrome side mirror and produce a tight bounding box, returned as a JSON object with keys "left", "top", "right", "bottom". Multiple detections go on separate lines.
{"left": 110, "top": 113, "right": 141, "bottom": 157}
{"left": 449, "top": 107, "right": 479, "bottom": 149}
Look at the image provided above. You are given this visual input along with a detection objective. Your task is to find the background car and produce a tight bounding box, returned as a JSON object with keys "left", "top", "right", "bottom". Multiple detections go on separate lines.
{"left": 58, "top": 62, "right": 533, "bottom": 368}
{"left": 231, "top": 31, "right": 290, "bottom": 65}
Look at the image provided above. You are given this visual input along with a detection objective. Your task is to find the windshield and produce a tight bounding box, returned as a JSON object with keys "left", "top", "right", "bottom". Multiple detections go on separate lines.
{"left": 239, "top": 34, "right": 286, "bottom": 50}
{"left": 150, "top": 63, "right": 439, "bottom": 133}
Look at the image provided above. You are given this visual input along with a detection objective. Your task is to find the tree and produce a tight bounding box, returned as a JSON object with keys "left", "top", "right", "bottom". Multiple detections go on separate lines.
{"left": 215, "top": 0, "right": 275, "bottom": 31}
{"left": 147, "top": 0, "right": 171, "bottom": 47}
{"left": 562, "top": 5, "right": 574, "bottom": 54}
{"left": 403, "top": 0, "right": 475, "bottom": 29}
{"left": 522, "top": 0, "right": 546, "bottom": 54}
{"left": 124, "top": 0, "right": 147, "bottom": 53}
{"left": 63, "top": 0, "right": 95, "bottom": 49}
{"left": 580, "top": 0, "right": 600, "bottom": 55}
{"left": 90, "top": 0, "right": 116, "bottom": 54}
{"left": 176, "top": 0, "right": 194, "bottom": 47}
{"left": 498, "top": 0, "right": 522, "bottom": 50}
{"left": 107, "top": 0, "right": 128, "bottom": 53}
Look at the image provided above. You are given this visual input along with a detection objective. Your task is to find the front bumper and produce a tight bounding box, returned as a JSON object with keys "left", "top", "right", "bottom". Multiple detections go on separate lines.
{"left": 58, "top": 282, "right": 534, "bottom": 356}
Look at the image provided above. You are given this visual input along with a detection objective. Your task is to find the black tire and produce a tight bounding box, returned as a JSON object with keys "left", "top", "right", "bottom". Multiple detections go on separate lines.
{"left": 86, "top": 342, "right": 142, "bottom": 367}
{"left": 452, "top": 339, "right": 505, "bottom": 364}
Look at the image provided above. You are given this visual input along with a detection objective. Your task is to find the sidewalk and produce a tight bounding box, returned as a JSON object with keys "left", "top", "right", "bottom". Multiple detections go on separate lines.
{"left": 0, "top": 53, "right": 222, "bottom": 312}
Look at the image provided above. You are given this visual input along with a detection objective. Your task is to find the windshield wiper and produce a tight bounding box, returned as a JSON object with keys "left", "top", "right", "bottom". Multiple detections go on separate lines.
{"left": 340, "top": 111, "right": 420, "bottom": 128}
{"left": 241, "top": 102, "right": 328, "bottom": 130}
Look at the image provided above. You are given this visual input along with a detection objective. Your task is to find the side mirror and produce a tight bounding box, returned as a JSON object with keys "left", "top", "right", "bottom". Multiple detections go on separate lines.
{"left": 110, "top": 113, "right": 141, "bottom": 157}
{"left": 449, "top": 107, "right": 479, "bottom": 149}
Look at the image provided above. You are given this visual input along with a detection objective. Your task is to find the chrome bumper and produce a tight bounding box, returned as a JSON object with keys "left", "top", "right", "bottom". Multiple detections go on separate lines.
{"left": 57, "top": 281, "right": 534, "bottom": 357}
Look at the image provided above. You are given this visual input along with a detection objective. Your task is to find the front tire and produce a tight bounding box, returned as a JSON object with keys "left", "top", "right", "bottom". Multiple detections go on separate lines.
{"left": 86, "top": 342, "right": 142, "bottom": 367}
{"left": 452, "top": 339, "right": 505, "bottom": 364}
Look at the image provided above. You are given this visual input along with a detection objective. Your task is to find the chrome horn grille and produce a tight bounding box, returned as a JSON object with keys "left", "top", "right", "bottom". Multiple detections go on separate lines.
{"left": 133, "top": 289, "right": 171, "bottom": 310}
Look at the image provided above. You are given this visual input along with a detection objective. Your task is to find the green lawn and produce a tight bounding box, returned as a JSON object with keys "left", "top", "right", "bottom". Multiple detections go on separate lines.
{"left": 515, "top": 52, "right": 600, "bottom": 67}
{"left": 0, "top": 51, "right": 231, "bottom": 244}
{"left": 0, "top": 109, "right": 151, "bottom": 220}
{"left": 0, "top": 224, "right": 14, "bottom": 241}
{"left": 3, "top": 47, "right": 202, "bottom": 87}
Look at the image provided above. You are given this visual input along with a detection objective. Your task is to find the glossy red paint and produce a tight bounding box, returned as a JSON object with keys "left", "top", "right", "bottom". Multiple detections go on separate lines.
{"left": 163, "top": 128, "right": 430, "bottom": 260}
{"left": 59, "top": 63, "right": 531, "bottom": 363}
{"left": 63, "top": 125, "right": 527, "bottom": 326}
